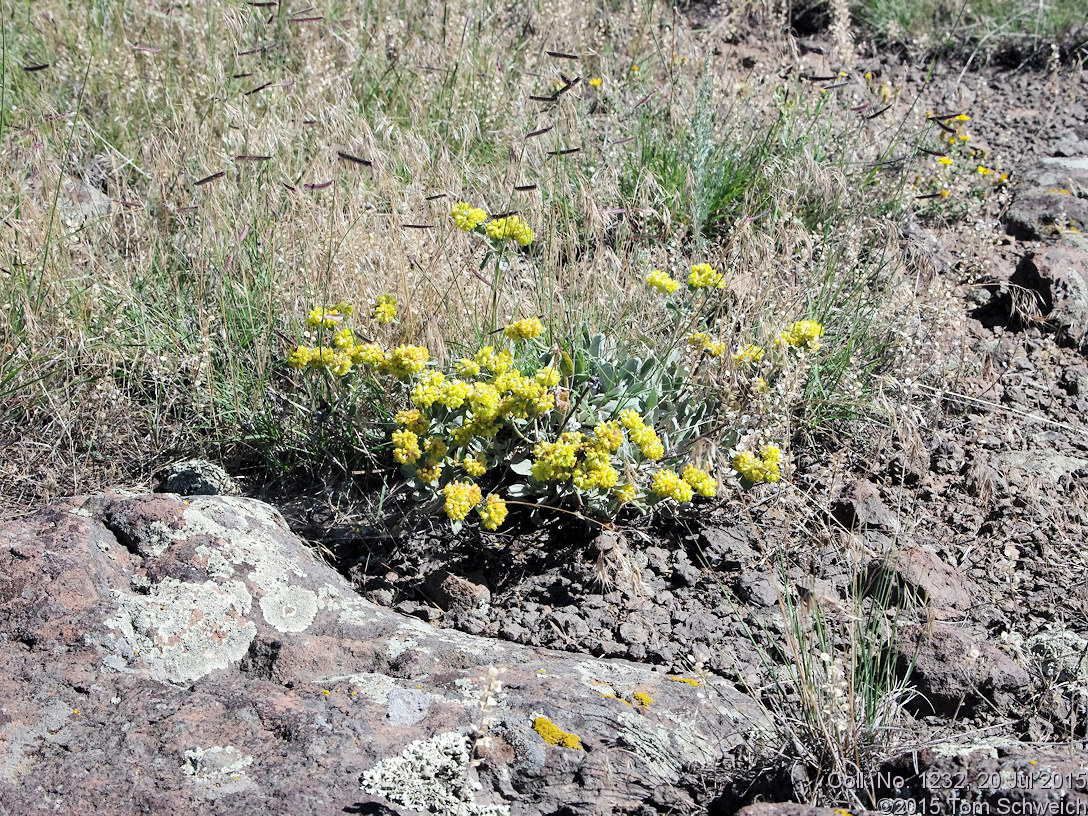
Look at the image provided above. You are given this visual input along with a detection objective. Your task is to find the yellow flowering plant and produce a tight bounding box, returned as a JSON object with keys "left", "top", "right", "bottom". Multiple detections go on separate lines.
{"left": 285, "top": 276, "right": 830, "bottom": 530}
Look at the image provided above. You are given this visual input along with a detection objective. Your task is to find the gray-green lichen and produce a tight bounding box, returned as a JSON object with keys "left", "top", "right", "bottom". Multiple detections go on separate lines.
{"left": 360, "top": 732, "right": 509, "bottom": 816}
{"left": 106, "top": 577, "right": 256, "bottom": 684}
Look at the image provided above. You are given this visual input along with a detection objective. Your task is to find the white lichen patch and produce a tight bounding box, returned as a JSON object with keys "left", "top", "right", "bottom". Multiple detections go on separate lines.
{"left": 386, "top": 686, "right": 432, "bottom": 726}
{"left": 176, "top": 499, "right": 321, "bottom": 635}
{"left": 259, "top": 584, "right": 318, "bottom": 632}
{"left": 182, "top": 745, "right": 254, "bottom": 778}
{"left": 107, "top": 578, "right": 256, "bottom": 684}
{"left": 325, "top": 672, "right": 399, "bottom": 703}
{"left": 360, "top": 731, "right": 509, "bottom": 816}
{"left": 194, "top": 544, "right": 234, "bottom": 580}
{"left": 181, "top": 745, "right": 258, "bottom": 797}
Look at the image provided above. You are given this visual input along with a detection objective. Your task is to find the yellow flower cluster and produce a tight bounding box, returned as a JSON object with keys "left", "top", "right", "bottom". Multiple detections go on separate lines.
{"left": 333, "top": 327, "right": 355, "bottom": 349}
{"left": 306, "top": 302, "right": 352, "bottom": 328}
{"left": 732, "top": 444, "right": 782, "bottom": 483}
{"left": 618, "top": 410, "right": 664, "bottom": 460}
{"left": 485, "top": 215, "right": 534, "bottom": 246}
{"left": 531, "top": 432, "right": 583, "bottom": 482}
{"left": 503, "top": 317, "right": 544, "bottom": 341}
{"left": 733, "top": 344, "right": 764, "bottom": 366}
{"left": 652, "top": 469, "right": 694, "bottom": 502}
{"left": 688, "top": 333, "right": 727, "bottom": 357}
{"left": 392, "top": 430, "right": 422, "bottom": 464}
{"left": 646, "top": 269, "right": 680, "bottom": 294}
{"left": 373, "top": 294, "right": 397, "bottom": 324}
{"left": 474, "top": 346, "right": 513, "bottom": 375}
{"left": 477, "top": 494, "right": 508, "bottom": 530}
{"left": 681, "top": 464, "right": 717, "bottom": 498}
{"left": 443, "top": 480, "right": 483, "bottom": 521}
{"left": 383, "top": 345, "right": 430, "bottom": 378}
{"left": 451, "top": 201, "right": 487, "bottom": 231}
{"left": 456, "top": 358, "right": 481, "bottom": 377}
{"left": 688, "top": 263, "right": 726, "bottom": 289}
{"left": 286, "top": 345, "right": 354, "bottom": 375}
{"left": 396, "top": 409, "right": 429, "bottom": 435}
{"left": 352, "top": 342, "right": 386, "bottom": 367}
{"left": 776, "top": 320, "right": 824, "bottom": 351}
{"left": 462, "top": 454, "right": 487, "bottom": 477}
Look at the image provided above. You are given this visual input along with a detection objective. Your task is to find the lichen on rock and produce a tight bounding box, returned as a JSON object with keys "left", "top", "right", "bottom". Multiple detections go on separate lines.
{"left": 360, "top": 731, "right": 509, "bottom": 816}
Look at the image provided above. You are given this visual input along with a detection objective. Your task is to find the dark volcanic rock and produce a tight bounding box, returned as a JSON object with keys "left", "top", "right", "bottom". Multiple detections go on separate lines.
{"left": 832, "top": 480, "right": 900, "bottom": 536}
{"left": 1005, "top": 156, "right": 1088, "bottom": 240}
{"left": 1011, "top": 234, "right": 1088, "bottom": 344}
{"left": 867, "top": 546, "right": 974, "bottom": 616}
{"left": 896, "top": 623, "right": 1031, "bottom": 716}
{"left": 0, "top": 494, "right": 766, "bottom": 816}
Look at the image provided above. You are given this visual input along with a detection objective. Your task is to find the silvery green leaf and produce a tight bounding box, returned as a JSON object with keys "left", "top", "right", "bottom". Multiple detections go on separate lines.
{"left": 509, "top": 458, "right": 534, "bottom": 476}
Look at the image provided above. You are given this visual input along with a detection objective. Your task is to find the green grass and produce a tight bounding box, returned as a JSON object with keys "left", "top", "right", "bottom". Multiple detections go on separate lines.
{"left": 852, "top": 0, "right": 1088, "bottom": 56}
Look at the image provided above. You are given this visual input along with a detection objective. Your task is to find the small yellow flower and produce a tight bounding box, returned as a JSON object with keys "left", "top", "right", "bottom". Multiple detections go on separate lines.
{"left": 977, "top": 165, "right": 993, "bottom": 176}
{"left": 733, "top": 344, "right": 764, "bottom": 366}
{"left": 451, "top": 201, "right": 488, "bottom": 231}
{"left": 485, "top": 215, "right": 534, "bottom": 245}
{"left": 350, "top": 342, "right": 387, "bottom": 367}
{"left": 443, "top": 480, "right": 483, "bottom": 521}
{"left": 646, "top": 269, "right": 680, "bottom": 294}
{"left": 333, "top": 327, "right": 355, "bottom": 349}
{"left": 535, "top": 366, "right": 561, "bottom": 387}
{"left": 937, "top": 156, "right": 953, "bottom": 166}
{"left": 373, "top": 294, "right": 397, "bottom": 323}
{"left": 939, "top": 188, "right": 950, "bottom": 198}
{"left": 651, "top": 469, "right": 694, "bottom": 502}
{"left": 732, "top": 444, "right": 782, "bottom": 484}
{"left": 395, "top": 408, "right": 429, "bottom": 435}
{"left": 504, "top": 317, "right": 544, "bottom": 341}
{"left": 456, "top": 358, "right": 481, "bottom": 377}
{"left": 682, "top": 464, "right": 716, "bottom": 498}
{"left": 415, "top": 465, "right": 442, "bottom": 483}
{"left": 306, "top": 307, "right": 347, "bottom": 329}
{"left": 287, "top": 346, "right": 314, "bottom": 369}
{"left": 630, "top": 64, "right": 639, "bottom": 73}
{"left": 392, "top": 429, "right": 422, "bottom": 464}
{"left": 462, "top": 455, "right": 487, "bottom": 477}
{"left": 688, "top": 263, "right": 725, "bottom": 289}
{"left": 383, "top": 345, "right": 430, "bottom": 377}
{"left": 588, "top": 77, "right": 602, "bottom": 88}
{"left": 775, "top": 320, "right": 824, "bottom": 351}
{"left": 477, "top": 493, "right": 508, "bottom": 530}
{"left": 615, "top": 482, "right": 637, "bottom": 503}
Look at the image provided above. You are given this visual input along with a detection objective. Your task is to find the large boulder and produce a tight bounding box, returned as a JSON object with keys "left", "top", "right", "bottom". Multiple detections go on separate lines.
{"left": 0, "top": 493, "right": 767, "bottom": 815}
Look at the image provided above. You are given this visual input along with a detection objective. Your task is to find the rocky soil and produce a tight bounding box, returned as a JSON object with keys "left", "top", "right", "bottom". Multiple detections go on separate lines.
{"left": 3, "top": 29, "right": 1088, "bottom": 816}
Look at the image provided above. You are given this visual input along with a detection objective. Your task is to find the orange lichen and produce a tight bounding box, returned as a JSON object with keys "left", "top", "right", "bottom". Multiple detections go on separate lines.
{"left": 532, "top": 716, "right": 583, "bottom": 750}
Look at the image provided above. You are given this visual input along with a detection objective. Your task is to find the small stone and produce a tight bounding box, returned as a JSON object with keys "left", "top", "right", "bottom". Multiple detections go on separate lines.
{"left": 421, "top": 570, "right": 491, "bottom": 612}
{"left": 156, "top": 459, "right": 237, "bottom": 496}
{"left": 832, "top": 480, "right": 900, "bottom": 535}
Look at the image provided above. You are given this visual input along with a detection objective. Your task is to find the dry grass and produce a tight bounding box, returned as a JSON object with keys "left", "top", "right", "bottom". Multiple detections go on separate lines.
{"left": 1, "top": 0, "right": 977, "bottom": 518}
